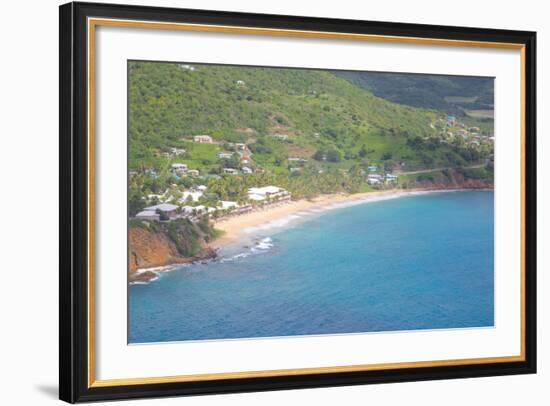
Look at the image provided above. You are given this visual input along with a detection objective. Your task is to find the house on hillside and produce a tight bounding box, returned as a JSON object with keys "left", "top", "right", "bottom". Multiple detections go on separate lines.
{"left": 169, "top": 148, "right": 186, "bottom": 156}
{"left": 193, "top": 135, "right": 213, "bottom": 143}
{"left": 143, "top": 203, "right": 180, "bottom": 219}
{"left": 170, "top": 163, "right": 188, "bottom": 175}
{"left": 187, "top": 169, "right": 199, "bottom": 177}
{"left": 217, "top": 152, "right": 233, "bottom": 159}
{"left": 242, "top": 166, "right": 253, "bottom": 174}
{"left": 223, "top": 168, "right": 238, "bottom": 175}
{"left": 385, "top": 173, "right": 399, "bottom": 183}
{"left": 236, "top": 80, "right": 245, "bottom": 86}
{"left": 368, "top": 165, "right": 378, "bottom": 173}
{"left": 235, "top": 143, "right": 246, "bottom": 151}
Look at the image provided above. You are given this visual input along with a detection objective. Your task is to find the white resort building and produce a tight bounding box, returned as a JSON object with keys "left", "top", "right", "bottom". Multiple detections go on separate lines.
{"left": 179, "top": 190, "right": 204, "bottom": 203}
{"left": 142, "top": 203, "right": 180, "bottom": 219}
{"left": 385, "top": 173, "right": 399, "bottom": 183}
{"left": 135, "top": 211, "right": 160, "bottom": 222}
{"left": 247, "top": 186, "right": 291, "bottom": 203}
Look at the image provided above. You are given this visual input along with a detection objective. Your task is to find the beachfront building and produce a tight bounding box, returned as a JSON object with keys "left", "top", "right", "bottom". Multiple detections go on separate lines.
{"left": 179, "top": 206, "right": 195, "bottom": 217}
{"left": 193, "top": 205, "right": 216, "bottom": 216}
{"left": 367, "top": 174, "right": 382, "bottom": 185}
{"left": 193, "top": 135, "right": 213, "bottom": 143}
{"left": 135, "top": 210, "right": 160, "bottom": 221}
{"left": 179, "top": 190, "right": 204, "bottom": 203}
{"left": 218, "top": 201, "right": 239, "bottom": 211}
{"left": 247, "top": 186, "right": 291, "bottom": 203}
{"left": 143, "top": 203, "right": 180, "bottom": 219}
{"left": 385, "top": 173, "right": 399, "bottom": 184}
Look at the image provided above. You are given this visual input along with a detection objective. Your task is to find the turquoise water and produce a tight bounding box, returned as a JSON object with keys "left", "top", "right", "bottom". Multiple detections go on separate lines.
{"left": 129, "top": 191, "right": 494, "bottom": 343}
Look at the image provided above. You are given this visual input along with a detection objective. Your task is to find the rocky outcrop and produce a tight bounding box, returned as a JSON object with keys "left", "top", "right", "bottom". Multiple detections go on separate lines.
{"left": 128, "top": 225, "right": 217, "bottom": 281}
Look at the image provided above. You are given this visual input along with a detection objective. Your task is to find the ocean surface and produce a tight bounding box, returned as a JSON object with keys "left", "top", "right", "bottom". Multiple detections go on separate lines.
{"left": 129, "top": 190, "right": 494, "bottom": 344}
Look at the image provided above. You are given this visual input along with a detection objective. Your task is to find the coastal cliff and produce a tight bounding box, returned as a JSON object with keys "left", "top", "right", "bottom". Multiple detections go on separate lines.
{"left": 129, "top": 218, "right": 218, "bottom": 282}
{"left": 403, "top": 168, "right": 493, "bottom": 190}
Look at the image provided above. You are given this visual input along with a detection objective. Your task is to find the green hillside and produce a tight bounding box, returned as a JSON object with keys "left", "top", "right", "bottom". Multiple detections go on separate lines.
{"left": 127, "top": 61, "right": 494, "bottom": 212}
{"left": 129, "top": 61, "right": 491, "bottom": 174}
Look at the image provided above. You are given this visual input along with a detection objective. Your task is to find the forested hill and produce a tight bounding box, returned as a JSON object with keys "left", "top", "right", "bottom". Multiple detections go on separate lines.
{"left": 128, "top": 61, "right": 492, "bottom": 173}
{"left": 333, "top": 71, "right": 494, "bottom": 115}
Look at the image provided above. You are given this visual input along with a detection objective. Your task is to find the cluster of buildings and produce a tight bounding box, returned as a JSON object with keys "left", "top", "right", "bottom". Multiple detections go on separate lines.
{"left": 163, "top": 136, "right": 255, "bottom": 177}
{"left": 216, "top": 142, "right": 254, "bottom": 175}
{"left": 169, "top": 163, "right": 200, "bottom": 177}
{"left": 433, "top": 116, "right": 494, "bottom": 148}
{"left": 134, "top": 185, "right": 291, "bottom": 223}
{"left": 366, "top": 166, "right": 399, "bottom": 185}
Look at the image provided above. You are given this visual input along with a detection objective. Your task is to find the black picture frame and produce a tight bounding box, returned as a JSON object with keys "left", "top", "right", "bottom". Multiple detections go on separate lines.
{"left": 59, "top": 1, "right": 537, "bottom": 403}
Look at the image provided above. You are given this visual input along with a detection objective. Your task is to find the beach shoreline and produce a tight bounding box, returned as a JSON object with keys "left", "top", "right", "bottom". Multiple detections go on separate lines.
{"left": 210, "top": 187, "right": 489, "bottom": 250}
{"left": 131, "top": 187, "right": 492, "bottom": 280}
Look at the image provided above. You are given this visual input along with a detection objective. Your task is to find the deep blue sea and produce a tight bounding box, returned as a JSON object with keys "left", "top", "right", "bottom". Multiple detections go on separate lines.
{"left": 129, "top": 191, "right": 494, "bottom": 344}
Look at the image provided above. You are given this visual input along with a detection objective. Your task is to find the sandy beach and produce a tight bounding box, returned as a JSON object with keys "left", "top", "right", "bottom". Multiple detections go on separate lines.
{"left": 211, "top": 189, "right": 413, "bottom": 249}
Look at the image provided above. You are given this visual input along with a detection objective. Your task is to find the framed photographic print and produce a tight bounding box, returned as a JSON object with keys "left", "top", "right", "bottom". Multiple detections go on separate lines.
{"left": 59, "top": 1, "right": 537, "bottom": 403}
